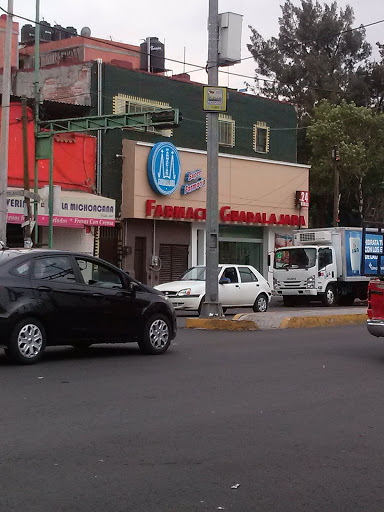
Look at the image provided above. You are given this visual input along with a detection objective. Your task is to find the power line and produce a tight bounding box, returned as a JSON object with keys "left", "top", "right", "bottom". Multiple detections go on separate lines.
{"left": 2, "top": 5, "right": 383, "bottom": 77}
{"left": 242, "top": 17, "right": 384, "bottom": 62}
{"left": 0, "top": 6, "right": 206, "bottom": 72}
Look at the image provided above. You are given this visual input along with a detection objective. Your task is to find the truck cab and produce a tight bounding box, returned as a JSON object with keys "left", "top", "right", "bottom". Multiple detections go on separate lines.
{"left": 273, "top": 245, "right": 338, "bottom": 306}
{"left": 273, "top": 227, "right": 368, "bottom": 307}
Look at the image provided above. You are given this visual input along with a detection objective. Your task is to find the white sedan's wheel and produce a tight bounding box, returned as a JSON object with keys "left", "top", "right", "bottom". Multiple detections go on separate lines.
{"left": 253, "top": 294, "right": 268, "bottom": 312}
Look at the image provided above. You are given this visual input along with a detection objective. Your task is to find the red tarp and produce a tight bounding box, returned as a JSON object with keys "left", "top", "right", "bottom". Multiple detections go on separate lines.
{"left": 2, "top": 103, "right": 96, "bottom": 192}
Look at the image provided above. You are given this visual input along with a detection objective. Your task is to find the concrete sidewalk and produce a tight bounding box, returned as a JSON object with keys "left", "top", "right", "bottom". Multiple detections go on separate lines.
{"left": 185, "top": 305, "right": 368, "bottom": 331}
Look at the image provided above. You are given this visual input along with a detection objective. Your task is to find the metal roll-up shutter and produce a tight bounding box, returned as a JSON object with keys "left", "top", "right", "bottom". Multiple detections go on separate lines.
{"left": 159, "top": 244, "right": 189, "bottom": 283}
{"left": 159, "top": 245, "right": 172, "bottom": 283}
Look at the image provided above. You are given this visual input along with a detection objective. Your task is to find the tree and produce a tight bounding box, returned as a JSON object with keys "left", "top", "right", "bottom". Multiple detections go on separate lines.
{"left": 307, "top": 100, "right": 384, "bottom": 226}
{"left": 247, "top": 0, "right": 372, "bottom": 118}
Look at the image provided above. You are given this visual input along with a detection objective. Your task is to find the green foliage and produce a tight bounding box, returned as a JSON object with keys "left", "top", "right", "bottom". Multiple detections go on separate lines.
{"left": 307, "top": 100, "right": 384, "bottom": 225}
{"left": 247, "top": 0, "right": 371, "bottom": 117}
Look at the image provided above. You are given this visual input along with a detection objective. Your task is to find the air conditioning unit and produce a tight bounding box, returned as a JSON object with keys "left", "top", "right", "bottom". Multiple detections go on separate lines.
{"left": 294, "top": 231, "right": 332, "bottom": 245}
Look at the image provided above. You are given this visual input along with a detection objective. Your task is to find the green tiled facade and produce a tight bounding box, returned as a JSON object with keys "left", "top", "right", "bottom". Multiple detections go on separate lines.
{"left": 91, "top": 63, "right": 298, "bottom": 206}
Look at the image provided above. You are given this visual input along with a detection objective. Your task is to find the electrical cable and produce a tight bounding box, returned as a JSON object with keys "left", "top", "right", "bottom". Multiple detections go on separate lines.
{"left": 1, "top": 5, "right": 383, "bottom": 76}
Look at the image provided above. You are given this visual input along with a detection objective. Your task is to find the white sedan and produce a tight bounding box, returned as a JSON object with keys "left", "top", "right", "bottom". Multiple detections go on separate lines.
{"left": 155, "top": 264, "right": 272, "bottom": 313}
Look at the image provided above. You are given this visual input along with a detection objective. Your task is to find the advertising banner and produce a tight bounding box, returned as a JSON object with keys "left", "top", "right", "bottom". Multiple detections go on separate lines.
{"left": 362, "top": 231, "right": 384, "bottom": 275}
{"left": 345, "top": 230, "right": 363, "bottom": 276}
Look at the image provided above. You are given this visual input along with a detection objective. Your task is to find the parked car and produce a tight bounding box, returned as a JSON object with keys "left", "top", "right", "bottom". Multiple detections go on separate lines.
{"left": 155, "top": 264, "right": 272, "bottom": 314}
{"left": 367, "top": 278, "right": 384, "bottom": 337}
{"left": 0, "top": 248, "right": 176, "bottom": 364}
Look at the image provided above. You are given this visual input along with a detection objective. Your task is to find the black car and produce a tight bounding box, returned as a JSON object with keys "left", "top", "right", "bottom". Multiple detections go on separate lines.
{"left": 0, "top": 249, "right": 177, "bottom": 364}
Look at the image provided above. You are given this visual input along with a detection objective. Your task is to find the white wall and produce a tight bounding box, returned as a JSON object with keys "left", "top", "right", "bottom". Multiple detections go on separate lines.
{"left": 41, "top": 227, "right": 94, "bottom": 254}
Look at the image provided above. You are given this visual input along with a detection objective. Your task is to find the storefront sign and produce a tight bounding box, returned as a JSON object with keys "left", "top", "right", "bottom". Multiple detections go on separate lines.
{"left": 181, "top": 169, "right": 206, "bottom": 195}
{"left": 145, "top": 200, "right": 306, "bottom": 226}
{"left": 147, "top": 142, "right": 181, "bottom": 195}
{"left": 7, "top": 189, "right": 116, "bottom": 228}
{"left": 181, "top": 178, "right": 206, "bottom": 195}
{"left": 185, "top": 169, "right": 202, "bottom": 182}
{"left": 296, "top": 190, "right": 310, "bottom": 208}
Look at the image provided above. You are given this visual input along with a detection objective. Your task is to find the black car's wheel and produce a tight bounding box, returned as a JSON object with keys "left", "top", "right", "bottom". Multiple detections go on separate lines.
{"left": 138, "top": 314, "right": 171, "bottom": 355}
{"left": 322, "top": 285, "right": 337, "bottom": 307}
{"left": 7, "top": 318, "right": 46, "bottom": 364}
{"left": 253, "top": 293, "right": 269, "bottom": 312}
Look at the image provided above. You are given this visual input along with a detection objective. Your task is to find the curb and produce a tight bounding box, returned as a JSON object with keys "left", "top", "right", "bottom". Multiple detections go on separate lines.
{"left": 185, "top": 318, "right": 259, "bottom": 331}
{"left": 278, "top": 313, "right": 367, "bottom": 329}
{"left": 188, "top": 312, "right": 368, "bottom": 330}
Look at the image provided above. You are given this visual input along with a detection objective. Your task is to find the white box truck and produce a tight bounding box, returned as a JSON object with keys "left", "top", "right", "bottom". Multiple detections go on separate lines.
{"left": 273, "top": 227, "right": 369, "bottom": 306}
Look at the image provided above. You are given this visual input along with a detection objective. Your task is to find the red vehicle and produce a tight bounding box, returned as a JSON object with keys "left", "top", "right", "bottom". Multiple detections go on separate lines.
{"left": 367, "top": 278, "right": 384, "bottom": 337}
{"left": 363, "top": 223, "right": 384, "bottom": 337}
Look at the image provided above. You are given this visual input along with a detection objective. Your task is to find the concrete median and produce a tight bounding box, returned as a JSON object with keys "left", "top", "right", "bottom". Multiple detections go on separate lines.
{"left": 185, "top": 306, "right": 368, "bottom": 331}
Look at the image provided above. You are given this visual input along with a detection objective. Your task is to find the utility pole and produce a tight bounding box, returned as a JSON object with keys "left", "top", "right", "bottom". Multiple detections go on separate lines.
{"left": 21, "top": 97, "right": 33, "bottom": 247}
{"left": 332, "top": 145, "right": 340, "bottom": 227}
{"left": 201, "top": 0, "right": 222, "bottom": 317}
{"left": 33, "top": 0, "right": 40, "bottom": 246}
{"left": 0, "top": 0, "right": 13, "bottom": 244}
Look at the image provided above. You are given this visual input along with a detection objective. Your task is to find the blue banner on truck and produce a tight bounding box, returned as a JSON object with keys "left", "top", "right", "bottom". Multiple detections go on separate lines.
{"left": 361, "top": 225, "right": 384, "bottom": 276}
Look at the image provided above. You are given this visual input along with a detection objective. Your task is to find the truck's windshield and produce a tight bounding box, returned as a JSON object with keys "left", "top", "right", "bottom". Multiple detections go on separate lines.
{"left": 274, "top": 248, "right": 317, "bottom": 269}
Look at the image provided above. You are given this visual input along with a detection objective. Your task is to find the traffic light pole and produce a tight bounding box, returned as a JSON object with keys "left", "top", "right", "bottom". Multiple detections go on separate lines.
{"left": 332, "top": 145, "right": 340, "bottom": 227}
{"left": 200, "top": 0, "right": 223, "bottom": 317}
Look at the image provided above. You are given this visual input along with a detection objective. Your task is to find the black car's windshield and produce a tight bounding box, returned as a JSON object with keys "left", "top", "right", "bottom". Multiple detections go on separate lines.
{"left": 274, "top": 248, "right": 317, "bottom": 269}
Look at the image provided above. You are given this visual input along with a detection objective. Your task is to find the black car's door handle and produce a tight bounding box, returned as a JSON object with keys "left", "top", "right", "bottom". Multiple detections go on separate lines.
{"left": 92, "top": 292, "right": 104, "bottom": 298}
{"left": 37, "top": 286, "right": 52, "bottom": 292}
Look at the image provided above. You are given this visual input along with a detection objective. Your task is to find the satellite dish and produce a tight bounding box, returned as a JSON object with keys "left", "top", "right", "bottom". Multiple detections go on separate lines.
{"left": 80, "top": 26, "right": 91, "bottom": 37}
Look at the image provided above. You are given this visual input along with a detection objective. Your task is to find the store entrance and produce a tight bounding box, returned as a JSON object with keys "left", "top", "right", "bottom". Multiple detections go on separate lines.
{"left": 219, "top": 241, "right": 263, "bottom": 271}
{"left": 219, "top": 225, "right": 264, "bottom": 274}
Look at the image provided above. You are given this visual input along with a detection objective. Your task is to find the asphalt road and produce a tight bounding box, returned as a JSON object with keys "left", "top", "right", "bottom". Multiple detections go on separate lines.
{"left": 1, "top": 325, "right": 384, "bottom": 512}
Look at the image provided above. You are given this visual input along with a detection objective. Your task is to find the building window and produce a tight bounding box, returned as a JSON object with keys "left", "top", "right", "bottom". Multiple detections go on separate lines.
{"left": 253, "top": 122, "right": 270, "bottom": 153}
{"left": 206, "top": 114, "right": 235, "bottom": 147}
{"left": 113, "top": 94, "right": 173, "bottom": 137}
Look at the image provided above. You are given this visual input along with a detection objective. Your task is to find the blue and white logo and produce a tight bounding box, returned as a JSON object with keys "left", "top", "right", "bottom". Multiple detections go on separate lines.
{"left": 147, "top": 142, "right": 181, "bottom": 195}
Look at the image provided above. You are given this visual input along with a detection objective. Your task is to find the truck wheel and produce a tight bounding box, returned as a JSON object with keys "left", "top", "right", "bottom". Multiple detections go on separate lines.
{"left": 322, "top": 285, "right": 337, "bottom": 307}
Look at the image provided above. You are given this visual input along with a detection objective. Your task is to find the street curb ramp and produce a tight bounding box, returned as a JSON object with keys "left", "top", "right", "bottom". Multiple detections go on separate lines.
{"left": 185, "top": 318, "right": 259, "bottom": 330}
{"left": 278, "top": 313, "right": 367, "bottom": 329}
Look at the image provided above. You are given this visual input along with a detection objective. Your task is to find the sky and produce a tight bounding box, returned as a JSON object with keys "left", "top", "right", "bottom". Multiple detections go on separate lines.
{"left": 2, "top": 0, "right": 384, "bottom": 91}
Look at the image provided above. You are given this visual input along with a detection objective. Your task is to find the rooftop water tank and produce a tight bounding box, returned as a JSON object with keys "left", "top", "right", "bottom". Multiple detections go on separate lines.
{"left": 65, "top": 26, "right": 78, "bottom": 38}
{"left": 40, "top": 21, "right": 53, "bottom": 42}
{"left": 140, "top": 37, "right": 165, "bottom": 73}
{"left": 52, "top": 24, "right": 66, "bottom": 41}
{"left": 21, "top": 24, "right": 35, "bottom": 43}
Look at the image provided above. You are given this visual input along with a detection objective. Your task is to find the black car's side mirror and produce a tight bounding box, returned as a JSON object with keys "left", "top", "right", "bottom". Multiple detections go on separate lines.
{"left": 128, "top": 281, "right": 138, "bottom": 297}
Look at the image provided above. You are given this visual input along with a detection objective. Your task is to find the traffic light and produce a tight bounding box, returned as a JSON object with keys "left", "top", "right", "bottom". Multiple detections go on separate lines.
{"left": 150, "top": 108, "right": 182, "bottom": 129}
{"left": 332, "top": 146, "right": 340, "bottom": 161}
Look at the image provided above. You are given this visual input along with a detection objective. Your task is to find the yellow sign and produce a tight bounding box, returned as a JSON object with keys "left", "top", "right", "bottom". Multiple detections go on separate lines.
{"left": 203, "top": 86, "right": 227, "bottom": 112}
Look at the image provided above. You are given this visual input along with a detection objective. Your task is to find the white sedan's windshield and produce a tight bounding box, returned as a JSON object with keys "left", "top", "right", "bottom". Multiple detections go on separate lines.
{"left": 180, "top": 266, "right": 222, "bottom": 281}
{"left": 181, "top": 267, "right": 207, "bottom": 281}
